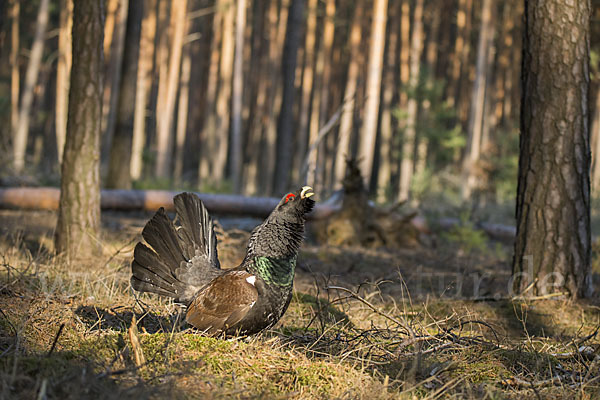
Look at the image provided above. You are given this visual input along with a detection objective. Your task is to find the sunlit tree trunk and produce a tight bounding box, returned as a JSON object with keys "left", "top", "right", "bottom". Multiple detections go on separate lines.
{"left": 13, "top": 0, "right": 50, "bottom": 173}
{"left": 101, "top": 0, "right": 128, "bottom": 162}
{"left": 462, "top": 0, "right": 495, "bottom": 200}
{"left": 199, "top": 0, "right": 224, "bottom": 183}
{"left": 55, "top": 0, "right": 73, "bottom": 164}
{"left": 155, "top": 0, "right": 187, "bottom": 178}
{"left": 358, "top": 0, "right": 387, "bottom": 190}
{"left": 174, "top": 34, "right": 192, "bottom": 185}
{"left": 513, "top": 0, "right": 592, "bottom": 298}
{"left": 106, "top": 0, "right": 143, "bottom": 189}
{"left": 333, "top": 0, "right": 364, "bottom": 189}
{"left": 398, "top": 0, "right": 424, "bottom": 202}
{"left": 231, "top": 0, "right": 247, "bottom": 194}
{"left": 130, "top": 0, "right": 157, "bottom": 180}
{"left": 296, "top": 0, "right": 318, "bottom": 181}
{"left": 10, "top": 0, "right": 19, "bottom": 152}
{"left": 273, "top": 0, "right": 304, "bottom": 194}
{"left": 55, "top": 0, "right": 104, "bottom": 260}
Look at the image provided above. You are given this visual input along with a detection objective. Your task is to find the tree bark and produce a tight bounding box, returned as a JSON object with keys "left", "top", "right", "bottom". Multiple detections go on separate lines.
{"left": 10, "top": 0, "right": 19, "bottom": 153}
{"left": 333, "top": 0, "right": 364, "bottom": 190}
{"left": 55, "top": 0, "right": 73, "bottom": 164}
{"left": 174, "top": 33, "right": 192, "bottom": 185}
{"left": 398, "top": 0, "right": 424, "bottom": 202}
{"left": 155, "top": 0, "right": 187, "bottom": 178}
{"left": 130, "top": 0, "right": 157, "bottom": 180}
{"left": 13, "top": 0, "right": 50, "bottom": 173}
{"left": 512, "top": 0, "right": 592, "bottom": 298}
{"left": 231, "top": 0, "right": 247, "bottom": 194}
{"left": 461, "top": 0, "right": 495, "bottom": 200}
{"left": 273, "top": 0, "right": 304, "bottom": 194}
{"left": 106, "top": 0, "right": 143, "bottom": 189}
{"left": 55, "top": 0, "right": 104, "bottom": 260}
{"left": 358, "top": 0, "right": 388, "bottom": 189}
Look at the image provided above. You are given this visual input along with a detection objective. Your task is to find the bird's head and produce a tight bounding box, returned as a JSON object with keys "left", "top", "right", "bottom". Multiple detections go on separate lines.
{"left": 274, "top": 186, "right": 315, "bottom": 218}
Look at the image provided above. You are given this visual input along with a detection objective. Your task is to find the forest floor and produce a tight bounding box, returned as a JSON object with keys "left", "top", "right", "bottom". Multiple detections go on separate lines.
{"left": 0, "top": 209, "right": 599, "bottom": 399}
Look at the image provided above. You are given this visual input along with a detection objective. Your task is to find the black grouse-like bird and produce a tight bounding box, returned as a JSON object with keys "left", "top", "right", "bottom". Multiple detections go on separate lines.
{"left": 130, "top": 186, "right": 315, "bottom": 335}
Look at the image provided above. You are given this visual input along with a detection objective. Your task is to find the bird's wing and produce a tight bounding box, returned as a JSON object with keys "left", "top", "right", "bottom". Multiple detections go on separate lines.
{"left": 173, "top": 192, "right": 222, "bottom": 287}
{"left": 185, "top": 273, "right": 258, "bottom": 334}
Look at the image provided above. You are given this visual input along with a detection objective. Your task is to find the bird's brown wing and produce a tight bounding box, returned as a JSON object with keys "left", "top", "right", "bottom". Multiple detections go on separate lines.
{"left": 185, "top": 272, "right": 258, "bottom": 334}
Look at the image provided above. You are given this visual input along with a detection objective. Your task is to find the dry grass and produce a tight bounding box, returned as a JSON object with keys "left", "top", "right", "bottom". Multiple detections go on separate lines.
{"left": 0, "top": 210, "right": 599, "bottom": 399}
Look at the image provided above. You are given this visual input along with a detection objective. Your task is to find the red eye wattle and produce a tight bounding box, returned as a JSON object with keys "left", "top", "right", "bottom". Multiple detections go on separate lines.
{"left": 285, "top": 193, "right": 295, "bottom": 203}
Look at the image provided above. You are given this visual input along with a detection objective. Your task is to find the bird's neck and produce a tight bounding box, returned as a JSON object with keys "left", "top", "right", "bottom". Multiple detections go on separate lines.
{"left": 248, "top": 255, "right": 297, "bottom": 287}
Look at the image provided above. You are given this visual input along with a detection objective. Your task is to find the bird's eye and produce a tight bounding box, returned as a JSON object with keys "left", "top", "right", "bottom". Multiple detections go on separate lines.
{"left": 285, "top": 193, "right": 295, "bottom": 203}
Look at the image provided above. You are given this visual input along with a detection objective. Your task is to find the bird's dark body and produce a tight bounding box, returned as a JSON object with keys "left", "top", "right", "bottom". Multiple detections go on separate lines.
{"left": 130, "top": 188, "right": 314, "bottom": 335}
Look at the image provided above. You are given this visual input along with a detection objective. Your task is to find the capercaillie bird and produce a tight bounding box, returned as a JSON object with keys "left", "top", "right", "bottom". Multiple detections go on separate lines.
{"left": 130, "top": 186, "right": 315, "bottom": 335}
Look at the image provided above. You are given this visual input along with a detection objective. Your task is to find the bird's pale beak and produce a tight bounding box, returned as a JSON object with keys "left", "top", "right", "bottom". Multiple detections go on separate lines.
{"left": 301, "top": 186, "right": 314, "bottom": 199}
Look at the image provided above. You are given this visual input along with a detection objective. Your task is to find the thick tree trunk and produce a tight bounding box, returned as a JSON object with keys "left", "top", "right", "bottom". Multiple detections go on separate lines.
{"left": 55, "top": 0, "right": 73, "bottom": 164}
{"left": 106, "top": 0, "right": 143, "bottom": 189}
{"left": 461, "top": 0, "right": 495, "bottom": 200}
{"left": 513, "top": 0, "right": 592, "bottom": 298}
{"left": 273, "top": 0, "right": 304, "bottom": 195}
{"left": 55, "top": 0, "right": 104, "bottom": 260}
{"left": 358, "top": 0, "right": 388, "bottom": 189}
{"left": 13, "top": 0, "right": 50, "bottom": 173}
{"left": 231, "top": 0, "right": 247, "bottom": 194}
{"left": 333, "top": 0, "right": 364, "bottom": 190}
{"left": 130, "top": 0, "right": 157, "bottom": 180}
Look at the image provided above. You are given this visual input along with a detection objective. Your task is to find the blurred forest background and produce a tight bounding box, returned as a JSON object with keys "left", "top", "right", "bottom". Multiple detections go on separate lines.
{"left": 2, "top": 0, "right": 600, "bottom": 212}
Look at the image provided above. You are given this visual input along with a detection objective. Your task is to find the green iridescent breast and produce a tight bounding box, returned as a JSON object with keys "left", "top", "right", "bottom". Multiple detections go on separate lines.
{"left": 251, "top": 256, "right": 296, "bottom": 286}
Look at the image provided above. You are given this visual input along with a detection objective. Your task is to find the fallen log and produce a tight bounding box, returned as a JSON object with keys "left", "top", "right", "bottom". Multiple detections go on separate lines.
{"left": 0, "top": 187, "right": 339, "bottom": 220}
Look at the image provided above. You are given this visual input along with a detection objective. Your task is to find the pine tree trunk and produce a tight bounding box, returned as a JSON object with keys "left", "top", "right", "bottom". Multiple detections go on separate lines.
{"left": 591, "top": 85, "right": 600, "bottom": 192}
{"left": 155, "top": 0, "right": 187, "bottom": 178}
{"left": 295, "top": 0, "right": 318, "bottom": 181}
{"left": 10, "top": 0, "right": 19, "bottom": 152}
{"left": 462, "top": 0, "right": 495, "bottom": 200}
{"left": 55, "top": 0, "right": 73, "bottom": 164}
{"left": 273, "top": 0, "right": 304, "bottom": 194}
{"left": 230, "top": 0, "right": 247, "bottom": 194}
{"left": 174, "top": 34, "right": 192, "bottom": 185}
{"left": 398, "top": 0, "right": 424, "bottom": 202}
{"left": 13, "top": 0, "right": 50, "bottom": 173}
{"left": 55, "top": 0, "right": 104, "bottom": 260}
{"left": 106, "top": 0, "right": 143, "bottom": 189}
{"left": 358, "top": 0, "right": 388, "bottom": 190}
{"left": 333, "top": 0, "right": 364, "bottom": 189}
{"left": 130, "top": 0, "right": 157, "bottom": 180}
{"left": 513, "top": 0, "right": 592, "bottom": 298}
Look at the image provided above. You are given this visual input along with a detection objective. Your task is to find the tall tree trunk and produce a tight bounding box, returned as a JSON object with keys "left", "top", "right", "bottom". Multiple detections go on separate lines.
{"left": 174, "top": 34, "right": 192, "bottom": 185}
{"left": 446, "top": 0, "right": 469, "bottom": 107}
{"left": 55, "top": 0, "right": 73, "bottom": 164}
{"left": 231, "top": 0, "right": 247, "bottom": 194}
{"left": 199, "top": 0, "right": 224, "bottom": 183}
{"left": 212, "top": 0, "right": 235, "bottom": 184}
{"left": 376, "top": 1, "right": 399, "bottom": 202}
{"left": 106, "top": 0, "right": 143, "bottom": 189}
{"left": 512, "top": 0, "right": 592, "bottom": 298}
{"left": 591, "top": 85, "right": 600, "bottom": 192}
{"left": 55, "top": 0, "right": 104, "bottom": 260}
{"left": 273, "top": 0, "right": 304, "bottom": 194}
{"left": 130, "top": 0, "right": 157, "bottom": 180}
{"left": 461, "top": 0, "right": 495, "bottom": 200}
{"left": 358, "top": 0, "right": 388, "bottom": 190}
{"left": 13, "top": 0, "right": 50, "bottom": 173}
{"left": 333, "top": 0, "right": 364, "bottom": 189}
{"left": 295, "top": 0, "right": 318, "bottom": 182}
{"left": 398, "top": 0, "right": 424, "bottom": 202}
{"left": 101, "top": 0, "right": 128, "bottom": 163}
{"left": 155, "top": 0, "right": 188, "bottom": 178}
{"left": 398, "top": 0, "right": 410, "bottom": 109}
{"left": 10, "top": 0, "right": 19, "bottom": 153}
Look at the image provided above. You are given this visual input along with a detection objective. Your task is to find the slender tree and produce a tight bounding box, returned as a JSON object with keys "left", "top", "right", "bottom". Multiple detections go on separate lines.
{"left": 55, "top": 0, "right": 104, "bottom": 260}
{"left": 106, "top": 0, "right": 143, "bottom": 189}
{"left": 13, "top": 0, "right": 50, "bottom": 173}
{"left": 231, "top": 0, "right": 247, "bottom": 194}
{"left": 512, "top": 0, "right": 592, "bottom": 298}
{"left": 273, "top": 0, "right": 304, "bottom": 194}
{"left": 10, "top": 0, "right": 19, "bottom": 156}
